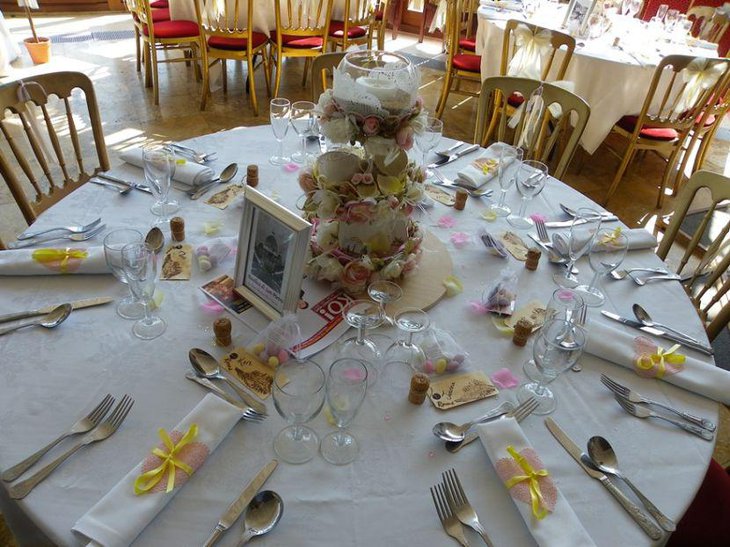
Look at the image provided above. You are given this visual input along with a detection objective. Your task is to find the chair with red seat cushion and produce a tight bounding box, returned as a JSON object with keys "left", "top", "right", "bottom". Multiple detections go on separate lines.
{"left": 328, "top": 0, "right": 374, "bottom": 51}
{"left": 149, "top": 0, "right": 168, "bottom": 7}
{"left": 368, "top": 0, "right": 389, "bottom": 50}
{"left": 329, "top": 20, "right": 367, "bottom": 39}
{"left": 133, "top": 7, "right": 169, "bottom": 23}
{"left": 459, "top": 38, "right": 476, "bottom": 52}
{"left": 616, "top": 115, "right": 679, "bottom": 141}
{"left": 141, "top": 20, "right": 199, "bottom": 39}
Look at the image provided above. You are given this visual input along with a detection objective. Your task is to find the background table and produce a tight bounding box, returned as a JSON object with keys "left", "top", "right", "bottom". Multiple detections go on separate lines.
{"left": 0, "top": 126, "right": 718, "bottom": 546}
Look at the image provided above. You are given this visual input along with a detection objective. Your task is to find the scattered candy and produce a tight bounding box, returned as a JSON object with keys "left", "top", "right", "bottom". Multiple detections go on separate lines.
{"left": 491, "top": 368, "right": 520, "bottom": 389}
{"left": 284, "top": 163, "right": 299, "bottom": 173}
{"left": 450, "top": 231, "right": 471, "bottom": 249}
{"left": 268, "top": 356, "right": 280, "bottom": 368}
{"left": 469, "top": 300, "right": 490, "bottom": 315}
{"left": 202, "top": 221, "right": 222, "bottom": 236}
{"left": 437, "top": 214, "right": 457, "bottom": 229}
{"left": 481, "top": 209, "right": 498, "bottom": 221}
{"left": 383, "top": 412, "right": 392, "bottom": 422}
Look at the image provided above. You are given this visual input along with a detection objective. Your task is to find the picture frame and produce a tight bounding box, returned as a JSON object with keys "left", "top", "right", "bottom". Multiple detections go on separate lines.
{"left": 234, "top": 186, "right": 312, "bottom": 321}
{"left": 563, "top": 0, "right": 598, "bottom": 35}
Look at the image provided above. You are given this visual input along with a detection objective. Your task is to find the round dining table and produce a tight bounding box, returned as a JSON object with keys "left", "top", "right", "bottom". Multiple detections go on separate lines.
{"left": 0, "top": 125, "right": 719, "bottom": 546}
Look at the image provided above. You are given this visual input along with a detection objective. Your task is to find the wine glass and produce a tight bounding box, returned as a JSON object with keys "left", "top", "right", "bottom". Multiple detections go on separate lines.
{"left": 656, "top": 3, "right": 669, "bottom": 21}
{"left": 416, "top": 116, "right": 443, "bottom": 175}
{"left": 383, "top": 308, "right": 430, "bottom": 370}
{"left": 272, "top": 360, "right": 326, "bottom": 464}
{"left": 270, "top": 98, "right": 291, "bottom": 165}
{"left": 334, "top": 300, "right": 384, "bottom": 387}
{"left": 104, "top": 229, "right": 144, "bottom": 320}
{"left": 143, "top": 145, "right": 178, "bottom": 221}
{"left": 121, "top": 242, "right": 166, "bottom": 340}
{"left": 290, "top": 101, "right": 316, "bottom": 163}
{"left": 368, "top": 280, "right": 403, "bottom": 326}
{"left": 517, "top": 319, "right": 587, "bottom": 414}
{"left": 320, "top": 358, "right": 368, "bottom": 465}
{"left": 576, "top": 229, "right": 629, "bottom": 307}
{"left": 545, "top": 288, "right": 586, "bottom": 324}
{"left": 488, "top": 145, "right": 523, "bottom": 217}
{"left": 664, "top": 8, "right": 679, "bottom": 32}
{"left": 506, "top": 160, "right": 548, "bottom": 229}
{"left": 625, "top": 0, "right": 641, "bottom": 18}
{"left": 552, "top": 207, "right": 603, "bottom": 288}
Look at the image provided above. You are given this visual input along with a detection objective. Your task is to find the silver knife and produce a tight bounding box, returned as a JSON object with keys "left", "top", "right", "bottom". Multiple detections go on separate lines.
{"left": 203, "top": 459, "right": 278, "bottom": 547}
{"left": 600, "top": 311, "right": 714, "bottom": 356}
{"left": 427, "top": 143, "right": 479, "bottom": 168}
{"left": 545, "top": 418, "right": 663, "bottom": 540}
{"left": 185, "top": 372, "right": 267, "bottom": 415}
{"left": 97, "top": 173, "right": 153, "bottom": 194}
{"left": 0, "top": 297, "right": 114, "bottom": 325}
{"left": 185, "top": 373, "right": 244, "bottom": 408}
{"left": 545, "top": 216, "right": 619, "bottom": 228}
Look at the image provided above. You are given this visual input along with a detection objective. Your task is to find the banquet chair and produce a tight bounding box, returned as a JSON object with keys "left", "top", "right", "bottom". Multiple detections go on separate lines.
{"left": 272, "top": 0, "right": 334, "bottom": 99}
{"left": 602, "top": 54, "right": 730, "bottom": 208}
{"left": 688, "top": 5, "right": 729, "bottom": 42}
{"left": 500, "top": 19, "right": 575, "bottom": 82}
{"left": 0, "top": 72, "right": 109, "bottom": 225}
{"left": 656, "top": 170, "right": 730, "bottom": 341}
{"left": 123, "top": 0, "right": 170, "bottom": 73}
{"left": 473, "top": 76, "right": 590, "bottom": 180}
{"left": 194, "top": 0, "right": 270, "bottom": 114}
{"left": 311, "top": 52, "right": 345, "bottom": 101}
{"left": 457, "top": 0, "right": 479, "bottom": 54}
{"left": 329, "top": 0, "right": 374, "bottom": 51}
{"left": 367, "top": 0, "right": 389, "bottom": 50}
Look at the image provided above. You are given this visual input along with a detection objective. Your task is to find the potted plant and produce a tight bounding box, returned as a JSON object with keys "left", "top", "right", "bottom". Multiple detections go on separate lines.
{"left": 19, "top": 0, "right": 51, "bottom": 64}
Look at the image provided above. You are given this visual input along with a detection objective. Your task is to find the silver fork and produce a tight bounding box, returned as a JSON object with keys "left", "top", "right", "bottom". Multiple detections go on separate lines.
{"left": 431, "top": 482, "right": 470, "bottom": 546}
{"left": 17, "top": 218, "right": 102, "bottom": 241}
{"left": 8, "top": 224, "right": 106, "bottom": 249}
{"left": 432, "top": 170, "right": 493, "bottom": 198}
{"left": 2, "top": 395, "right": 115, "bottom": 482}
{"left": 9, "top": 395, "right": 135, "bottom": 499}
{"left": 571, "top": 306, "right": 588, "bottom": 372}
{"left": 169, "top": 143, "right": 217, "bottom": 163}
{"left": 443, "top": 468, "right": 494, "bottom": 547}
{"left": 613, "top": 395, "right": 713, "bottom": 441}
{"left": 185, "top": 373, "right": 267, "bottom": 421}
{"left": 601, "top": 374, "right": 715, "bottom": 431}
{"left": 534, "top": 218, "right": 550, "bottom": 245}
{"left": 446, "top": 397, "right": 539, "bottom": 452}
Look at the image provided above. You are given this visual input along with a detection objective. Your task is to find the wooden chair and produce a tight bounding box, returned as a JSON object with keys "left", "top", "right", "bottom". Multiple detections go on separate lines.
{"left": 123, "top": 0, "right": 170, "bottom": 73}
{"left": 311, "top": 51, "right": 346, "bottom": 101}
{"left": 602, "top": 54, "right": 730, "bottom": 208}
{"left": 194, "top": 0, "right": 271, "bottom": 114}
{"left": 367, "top": 0, "right": 389, "bottom": 50}
{"left": 500, "top": 19, "right": 575, "bottom": 81}
{"left": 688, "top": 5, "right": 729, "bottom": 42}
{"left": 329, "top": 0, "right": 374, "bottom": 51}
{"left": 457, "top": 0, "right": 479, "bottom": 54}
{"left": 272, "top": 0, "right": 334, "bottom": 99}
{"left": 473, "top": 76, "right": 590, "bottom": 180}
{"left": 0, "top": 72, "right": 109, "bottom": 224}
{"left": 128, "top": 0, "right": 207, "bottom": 106}
{"left": 657, "top": 170, "right": 730, "bottom": 342}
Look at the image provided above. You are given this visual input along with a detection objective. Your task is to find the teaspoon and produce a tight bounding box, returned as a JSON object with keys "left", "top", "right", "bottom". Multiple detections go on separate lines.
{"left": 238, "top": 490, "right": 283, "bottom": 546}
{"left": 432, "top": 401, "right": 514, "bottom": 442}
{"left": 145, "top": 227, "right": 164, "bottom": 254}
{"left": 190, "top": 163, "right": 238, "bottom": 200}
{"left": 0, "top": 304, "right": 72, "bottom": 336}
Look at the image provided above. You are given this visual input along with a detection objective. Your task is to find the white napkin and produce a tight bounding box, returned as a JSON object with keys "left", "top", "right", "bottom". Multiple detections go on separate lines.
{"left": 0, "top": 246, "right": 110, "bottom": 275}
{"left": 477, "top": 418, "right": 596, "bottom": 547}
{"left": 120, "top": 148, "right": 214, "bottom": 188}
{"left": 72, "top": 394, "right": 244, "bottom": 547}
{"left": 553, "top": 228, "right": 657, "bottom": 257}
{"left": 457, "top": 142, "right": 515, "bottom": 189}
{"left": 587, "top": 320, "right": 730, "bottom": 404}
{"left": 479, "top": 0, "right": 523, "bottom": 11}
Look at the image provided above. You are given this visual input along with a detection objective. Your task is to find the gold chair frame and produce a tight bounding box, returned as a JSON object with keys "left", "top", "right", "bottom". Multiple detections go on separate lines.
{"left": 330, "top": 0, "right": 375, "bottom": 51}
{"left": 500, "top": 19, "right": 575, "bottom": 80}
{"left": 688, "top": 6, "right": 730, "bottom": 43}
{"left": 367, "top": 0, "right": 389, "bottom": 50}
{"left": 311, "top": 51, "right": 346, "bottom": 101}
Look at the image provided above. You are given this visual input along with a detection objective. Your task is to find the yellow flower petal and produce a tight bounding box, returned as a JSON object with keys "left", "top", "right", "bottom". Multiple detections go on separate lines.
{"left": 491, "top": 315, "right": 514, "bottom": 335}
{"left": 202, "top": 221, "right": 222, "bottom": 236}
{"left": 442, "top": 275, "right": 463, "bottom": 297}
{"left": 151, "top": 289, "right": 164, "bottom": 310}
{"left": 481, "top": 210, "right": 497, "bottom": 221}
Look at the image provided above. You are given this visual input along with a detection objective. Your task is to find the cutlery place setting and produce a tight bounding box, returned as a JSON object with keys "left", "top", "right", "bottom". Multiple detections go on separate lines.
{"left": 169, "top": 142, "right": 218, "bottom": 164}
{"left": 8, "top": 219, "right": 106, "bottom": 249}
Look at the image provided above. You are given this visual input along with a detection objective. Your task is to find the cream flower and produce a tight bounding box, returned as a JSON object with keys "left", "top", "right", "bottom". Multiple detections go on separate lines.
{"left": 317, "top": 255, "right": 344, "bottom": 282}
{"left": 316, "top": 220, "right": 340, "bottom": 251}
{"left": 321, "top": 117, "right": 353, "bottom": 143}
{"left": 314, "top": 190, "right": 340, "bottom": 219}
{"left": 381, "top": 259, "right": 404, "bottom": 280}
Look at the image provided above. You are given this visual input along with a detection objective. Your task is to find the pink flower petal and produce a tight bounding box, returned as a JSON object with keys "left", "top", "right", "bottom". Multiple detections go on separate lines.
{"left": 529, "top": 213, "right": 547, "bottom": 223}
{"left": 468, "top": 300, "right": 489, "bottom": 315}
{"left": 283, "top": 163, "right": 300, "bottom": 173}
{"left": 450, "top": 231, "right": 471, "bottom": 248}
{"left": 437, "top": 215, "right": 457, "bottom": 229}
{"left": 491, "top": 368, "right": 520, "bottom": 389}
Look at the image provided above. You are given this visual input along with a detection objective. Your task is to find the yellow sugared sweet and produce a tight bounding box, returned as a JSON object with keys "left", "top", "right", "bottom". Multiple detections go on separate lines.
{"left": 268, "top": 356, "right": 280, "bottom": 368}
{"left": 435, "top": 358, "right": 447, "bottom": 374}
{"left": 252, "top": 343, "right": 265, "bottom": 354}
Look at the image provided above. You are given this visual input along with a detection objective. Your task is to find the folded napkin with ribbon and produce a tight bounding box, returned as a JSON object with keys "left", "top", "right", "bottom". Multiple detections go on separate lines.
{"left": 552, "top": 228, "right": 656, "bottom": 257}
{"left": 120, "top": 148, "right": 213, "bottom": 188}
{"left": 587, "top": 320, "right": 729, "bottom": 404}
{"left": 0, "top": 246, "right": 110, "bottom": 275}
{"left": 479, "top": 0, "right": 523, "bottom": 11}
{"left": 477, "top": 417, "right": 596, "bottom": 547}
{"left": 72, "top": 394, "right": 244, "bottom": 547}
{"left": 457, "top": 142, "right": 515, "bottom": 188}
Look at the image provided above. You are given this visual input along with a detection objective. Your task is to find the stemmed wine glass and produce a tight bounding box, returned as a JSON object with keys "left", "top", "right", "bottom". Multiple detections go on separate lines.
{"left": 320, "top": 358, "right": 368, "bottom": 465}
{"left": 506, "top": 160, "right": 548, "bottom": 229}
{"left": 368, "top": 280, "right": 403, "bottom": 326}
{"left": 624, "top": 0, "right": 641, "bottom": 18}
{"left": 143, "top": 145, "right": 178, "bottom": 222}
{"left": 545, "top": 288, "right": 586, "bottom": 324}
{"left": 383, "top": 308, "right": 430, "bottom": 370}
{"left": 576, "top": 228, "right": 629, "bottom": 307}
{"left": 552, "top": 207, "right": 603, "bottom": 288}
{"left": 272, "top": 359, "right": 326, "bottom": 464}
{"left": 488, "top": 145, "right": 523, "bottom": 217}
{"left": 656, "top": 3, "right": 669, "bottom": 21}
{"left": 270, "top": 98, "right": 291, "bottom": 165}
{"left": 334, "top": 300, "right": 384, "bottom": 387}
{"left": 290, "top": 101, "right": 316, "bottom": 163}
{"left": 104, "top": 229, "right": 144, "bottom": 320}
{"left": 416, "top": 116, "right": 443, "bottom": 175}
{"left": 664, "top": 8, "right": 680, "bottom": 32}
{"left": 121, "top": 242, "right": 166, "bottom": 340}
{"left": 517, "top": 319, "right": 587, "bottom": 414}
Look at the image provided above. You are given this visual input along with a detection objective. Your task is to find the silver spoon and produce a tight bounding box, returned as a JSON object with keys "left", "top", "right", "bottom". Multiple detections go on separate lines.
{"left": 238, "top": 490, "right": 283, "bottom": 546}
{"left": 610, "top": 268, "right": 670, "bottom": 280}
{"left": 432, "top": 401, "right": 514, "bottom": 442}
{"left": 631, "top": 304, "right": 705, "bottom": 344}
{"left": 188, "top": 348, "right": 267, "bottom": 415}
{"left": 145, "top": 227, "right": 164, "bottom": 254}
{"left": 587, "top": 436, "right": 676, "bottom": 532}
{"left": 190, "top": 163, "right": 238, "bottom": 200}
{"left": 0, "top": 304, "right": 72, "bottom": 336}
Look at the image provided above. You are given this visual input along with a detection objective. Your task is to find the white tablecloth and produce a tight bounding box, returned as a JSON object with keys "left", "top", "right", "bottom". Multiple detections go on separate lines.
{"left": 0, "top": 10, "right": 20, "bottom": 77}
{"left": 0, "top": 126, "right": 717, "bottom": 546}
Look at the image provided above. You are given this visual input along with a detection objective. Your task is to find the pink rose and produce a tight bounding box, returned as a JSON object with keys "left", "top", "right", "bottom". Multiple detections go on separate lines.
{"left": 351, "top": 173, "right": 365, "bottom": 185}
{"left": 346, "top": 201, "right": 376, "bottom": 223}
{"left": 298, "top": 171, "right": 317, "bottom": 193}
{"left": 415, "top": 96, "right": 424, "bottom": 110}
{"left": 323, "top": 102, "right": 339, "bottom": 117}
{"left": 341, "top": 260, "right": 373, "bottom": 293}
{"left": 395, "top": 125, "right": 414, "bottom": 150}
{"left": 362, "top": 116, "right": 381, "bottom": 136}
{"left": 361, "top": 173, "right": 374, "bottom": 185}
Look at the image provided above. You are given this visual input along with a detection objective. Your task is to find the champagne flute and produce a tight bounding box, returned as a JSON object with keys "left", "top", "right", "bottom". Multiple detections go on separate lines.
{"left": 143, "top": 145, "right": 177, "bottom": 221}
{"left": 121, "top": 242, "right": 166, "bottom": 340}
{"left": 416, "top": 116, "right": 443, "bottom": 175}
{"left": 488, "top": 144, "right": 523, "bottom": 217}
{"left": 576, "top": 229, "right": 629, "bottom": 307}
{"left": 334, "top": 300, "right": 384, "bottom": 387}
{"left": 290, "top": 100, "right": 315, "bottom": 163}
{"left": 506, "top": 160, "right": 548, "bottom": 229}
{"left": 553, "top": 207, "right": 603, "bottom": 288}
{"left": 103, "top": 229, "right": 144, "bottom": 320}
{"left": 270, "top": 98, "right": 291, "bottom": 165}
{"left": 656, "top": 3, "right": 669, "bottom": 21}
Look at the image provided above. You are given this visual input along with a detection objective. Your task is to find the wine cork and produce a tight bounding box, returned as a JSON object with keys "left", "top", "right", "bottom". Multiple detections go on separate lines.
{"left": 213, "top": 317, "right": 232, "bottom": 347}
{"left": 512, "top": 318, "right": 533, "bottom": 347}
{"left": 454, "top": 189, "right": 468, "bottom": 211}
{"left": 525, "top": 247, "right": 541, "bottom": 271}
{"left": 246, "top": 164, "right": 259, "bottom": 187}
{"left": 409, "top": 372, "right": 430, "bottom": 405}
{"left": 170, "top": 216, "right": 185, "bottom": 242}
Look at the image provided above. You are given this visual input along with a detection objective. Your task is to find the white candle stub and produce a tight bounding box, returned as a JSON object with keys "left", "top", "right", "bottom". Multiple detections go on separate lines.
{"left": 356, "top": 76, "right": 399, "bottom": 103}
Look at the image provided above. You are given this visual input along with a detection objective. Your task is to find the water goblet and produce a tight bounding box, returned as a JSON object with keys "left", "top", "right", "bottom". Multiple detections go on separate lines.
{"left": 270, "top": 98, "right": 291, "bottom": 165}
{"left": 506, "top": 160, "right": 548, "bottom": 229}
{"left": 383, "top": 308, "right": 430, "bottom": 370}
{"left": 143, "top": 145, "right": 178, "bottom": 221}
{"left": 665, "top": 8, "right": 679, "bottom": 32}
{"left": 290, "top": 101, "right": 316, "bottom": 163}
{"left": 104, "top": 229, "right": 145, "bottom": 320}
{"left": 416, "top": 116, "right": 443, "bottom": 176}
{"left": 121, "top": 242, "right": 166, "bottom": 340}
{"left": 656, "top": 3, "right": 669, "bottom": 21}
{"left": 545, "top": 288, "right": 586, "bottom": 324}
{"left": 488, "top": 145, "right": 523, "bottom": 217}
{"left": 517, "top": 319, "right": 587, "bottom": 414}
{"left": 368, "top": 280, "right": 403, "bottom": 326}
{"left": 626, "top": 0, "right": 641, "bottom": 18}
{"left": 272, "top": 360, "right": 326, "bottom": 464}
{"left": 334, "top": 299, "right": 385, "bottom": 386}
{"left": 320, "top": 358, "right": 368, "bottom": 465}
{"left": 552, "top": 207, "right": 603, "bottom": 288}
{"left": 576, "top": 228, "right": 629, "bottom": 307}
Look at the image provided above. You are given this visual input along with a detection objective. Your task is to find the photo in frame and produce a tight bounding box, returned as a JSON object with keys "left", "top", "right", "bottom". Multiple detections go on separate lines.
{"left": 563, "top": 0, "right": 598, "bottom": 35}
{"left": 234, "top": 186, "right": 312, "bottom": 320}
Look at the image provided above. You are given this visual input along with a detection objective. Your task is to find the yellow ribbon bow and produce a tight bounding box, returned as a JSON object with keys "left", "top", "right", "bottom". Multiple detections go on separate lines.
{"left": 134, "top": 424, "right": 198, "bottom": 495}
{"left": 32, "top": 248, "right": 88, "bottom": 273}
{"left": 503, "top": 445, "right": 551, "bottom": 520}
{"left": 635, "top": 344, "right": 686, "bottom": 379}
{"left": 508, "top": 24, "right": 553, "bottom": 80}
{"left": 599, "top": 227, "right": 623, "bottom": 245}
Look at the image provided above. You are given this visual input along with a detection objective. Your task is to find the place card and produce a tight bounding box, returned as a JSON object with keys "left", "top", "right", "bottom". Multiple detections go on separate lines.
{"left": 425, "top": 184, "right": 456, "bottom": 206}
{"left": 160, "top": 243, "right": 193, "bottom": 280}
{"left": 428, "top": 371, "right": 498, "bottom": 410}
{"left": 505, "top": 301, "right": 547, "bottom": 331}
{"left": 500, "top": 232, "right": 529, "bottom": 261}
{"left": 221, "top": 347, "right": 276, "bottom": 399}
{"left": 206, "top": 184, "right": 245, "bottom": 210}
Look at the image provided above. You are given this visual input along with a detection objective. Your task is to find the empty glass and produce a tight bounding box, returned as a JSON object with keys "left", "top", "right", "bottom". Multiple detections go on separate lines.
{"left": 320, "top": 358, "right": 368, "bottom": 465}
{"left": 334, "top": 300, "right": 384, "bottom": 386}
{"left": 272, "top": 360, "right": 326, "bottom": 464}
{"left": 488, "top": 145, "right": 523, "bottom": 217}
{"left": 506, "top": 160, "right": 548, "bottom": 229}
{"left": 383, "top": 308, "right": 430, "bottom": 370}
{"left": 121, "top": 242, "right": 166, "bottom": 340}
{"left": 545, "top": 288, "right": 586, "bottom": 324}
{"left": 625, "top": 0, "right": 641, "bottom": 18}
{"left": 104, "top": 229, "right": 144, "bottom": 320}
{"left": 416, "top": 116, "right": 443, "bottom": 175}
{"left": 290, "top": 100, "right": 316, "bottom": 163}
{"left": 576, "top": 229, "right": 629, "bottom": 307}
{"left": 368, "top": 280, "right": 403, "bottom": 326}
{"left": 664, "top": 8, "right": 680, "bottom": 32}
{"left": 553, "top": 207, "right": 603, "bottom": 288}
{"left": 144, "top": 145, "right": 178, "bottom": 220}
{"left": 656, "top": 3, "right": 669, "bottom": 21}
{"left": 270, "top": 98, "right": 291, "bottom": 165}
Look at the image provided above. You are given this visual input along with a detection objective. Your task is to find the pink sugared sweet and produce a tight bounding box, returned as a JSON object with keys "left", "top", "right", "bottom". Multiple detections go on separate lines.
{"left": 423, "top": 360, "right": 435, "bottom": 374}
{"left": 277, "top": 349, "right": 289, "bottom": 363}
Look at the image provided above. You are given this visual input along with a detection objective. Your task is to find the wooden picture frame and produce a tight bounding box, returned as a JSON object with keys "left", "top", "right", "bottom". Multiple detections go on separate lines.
{"left": 234, "top": 186, "right": 312, "bottom": 320}
{"left": 563, "top": 0, "right": 597, "bottom": 35}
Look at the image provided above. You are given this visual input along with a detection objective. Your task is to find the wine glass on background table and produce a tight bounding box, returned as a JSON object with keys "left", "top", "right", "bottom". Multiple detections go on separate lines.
{"left": 334, "top": 300, "right": 385, "bottom": 387}
{"left": 121, "top": 242, "right": 166, "bottom": 340}
{"left": 553, "top": 207, "right": 603, "bottom": 288}
{"left": 270, "top": 98, "right": 291, "bottom": 165}
{"left": 290, "top": 101, "right": 315, "bottom": 163}
{"left": 417, "top": 116, "right": 443, "bottom": 176}
{"left": 664, "top": 8, "right": 679, "bottom": 32}
{"left": 576, "top": 228, "right": 629, "bottom": 307}
{"left": 656, "top": 3, "right": 669, "bottom": 21}
{"left": 104, "top": 229, "right": 145, "bottom": 320}
{"left": 488, "top": 145, "right": 523, "bottom": 217}
{"left": 506, "top": 160, "right": 548, "bottom": 229}
{"left": 625, "top": 0, "right": 641, "bottom": 18}
{"left": 143, "top": 145, "right": 177, "bottom": 222}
